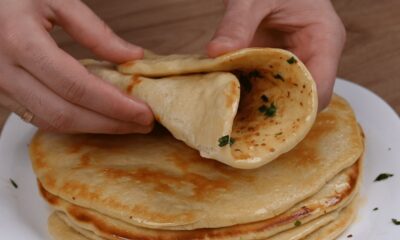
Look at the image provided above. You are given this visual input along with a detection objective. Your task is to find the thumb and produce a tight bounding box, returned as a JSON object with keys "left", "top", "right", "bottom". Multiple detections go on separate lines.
{"left": 207, "top": 0, "right": 269, "bottom": 57}
{"left": 51, "top": 0, "right": 143, "bottom": 63}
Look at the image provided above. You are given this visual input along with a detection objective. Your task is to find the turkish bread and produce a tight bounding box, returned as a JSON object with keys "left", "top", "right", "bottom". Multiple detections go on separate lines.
{"left": 47, "top": 202, "right": 357, "bottom": 240}
{"left": 81, "top": 48, "right": 318, "bottom": 168}
{"left": 30, "top": 95, "right": 364, "bottom": 240}
{"left": 41, "top": 157, "right": 360, "bottom": 240}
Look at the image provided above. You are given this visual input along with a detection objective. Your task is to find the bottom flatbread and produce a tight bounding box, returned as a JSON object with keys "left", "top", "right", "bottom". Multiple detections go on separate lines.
{"left": 48, "top": 200, "right": 357, "bottom": 240}
{"left": 302, "top": 200, "right": 357, "bottom": 240}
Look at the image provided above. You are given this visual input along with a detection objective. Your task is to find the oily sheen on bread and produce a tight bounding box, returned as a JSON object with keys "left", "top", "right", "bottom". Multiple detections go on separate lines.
{"left": 40, "top": 157, "right": 360, "bottom": 240}
{"left": 81, "top": 48, "right": 318, "bottom": 168}
{"left": 30, "top": 95, "right": 363, "bottom": 232}
{"left": 47, "top": 200, "right": 358, "bottom": 240}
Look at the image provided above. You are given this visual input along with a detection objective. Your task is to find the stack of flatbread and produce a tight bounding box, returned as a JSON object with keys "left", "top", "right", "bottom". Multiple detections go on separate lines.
{"left": 29, "top": 48, "right": 364, "bottom": 240}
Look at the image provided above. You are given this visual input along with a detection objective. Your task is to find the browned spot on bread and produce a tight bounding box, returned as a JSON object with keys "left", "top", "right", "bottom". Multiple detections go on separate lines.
{"left": 67, "top": 135, "right": 127, "bottom": 154}
{"left": 289, "top": 147, "right": 319, "bottom": 167}
{"left": 44, "top": 158, "right": 360, "bottom": 240}
{"left": 306, "top": 112, "right": 337, "bottom": 141}
{"left": 102, "top": 167, "right": 229, "bottom": 200}
{"left": 30, "top": 132, "right": 47, "bottom": 169}
{"left": 79, "top": 153, "right": 91, "bottom": 167}
{"left": 119, "top": 61, "right": 135, "bottom": 69}
{"left": 154, "top": 114, "right": 161, "bottom": 122}
{"left": 38, "top": 181, "right": 58, "bottom": 205}
{"left": 224, "top": 80, "right": 240, "bottom": 108}
{"left": 127, "top": 75, "right": 142, "bottom": 94}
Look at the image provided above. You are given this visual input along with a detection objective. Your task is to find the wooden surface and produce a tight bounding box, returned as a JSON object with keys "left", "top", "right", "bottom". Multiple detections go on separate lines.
{"left": 1, "top": 0, "right": 399, "bottom": 129}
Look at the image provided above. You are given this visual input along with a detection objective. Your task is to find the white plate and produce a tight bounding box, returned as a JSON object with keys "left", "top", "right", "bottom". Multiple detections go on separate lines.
{"left": 0, "top": 79, "right": 399, "bottom": 240}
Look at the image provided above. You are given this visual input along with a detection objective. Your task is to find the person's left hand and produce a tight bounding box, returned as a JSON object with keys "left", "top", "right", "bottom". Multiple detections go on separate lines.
{"left": 207, "top": 0, "right": 346, "bottom": 110}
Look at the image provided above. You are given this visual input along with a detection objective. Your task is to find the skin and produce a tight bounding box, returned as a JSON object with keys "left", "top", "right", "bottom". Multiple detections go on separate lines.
{"left": 0, "top": 0, "right": 153, "bottom": 134}
{"left": 208, "top": 0, "right": 346, "bottom": 110}
{"left": 0, "top": 0, "right": 345, "bottom": 134}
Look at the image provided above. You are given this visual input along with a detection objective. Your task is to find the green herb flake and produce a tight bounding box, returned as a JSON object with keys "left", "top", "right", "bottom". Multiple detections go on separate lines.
{"left": 218, "top": 135, "right": 235, "bottom": 147}
{"left": 261, "top": 94, "right": 269, "bottom": 102}
{"left": 259, "top": 105, "right": 267, "bottom": 113}
{"left": 373, "top": 207, "right": 379, "bottom": 211}
{"left": 287, "top": 56, "right": 297, "bottom": 64}
{"left": 240, "top": 77, "right": 252, "bottom": 92}
{"left": 392, "top": 218, "right": 400, "bottom": 225}
{"left": 265, "top": 103, "right": 277, "bottom": 117}
{"left": 248, "top": 70, "right": 263, "bottom": 79}
{"left": 275, "top": 132, "right": 283, "bottom": 136}
{"left": 294, "top": 220, "right": 302, "bottom": 227}
{"left": 9, "top": 178, "right": 18, "bottom": 189}
{"left": 273, "top": 73, "right": 284, "bottom": 81}
{"left": 374, "top": 173, "right": 394, "bottom": 182}
{"left": 259, "top": 103, "right": 277, "bottom": 117}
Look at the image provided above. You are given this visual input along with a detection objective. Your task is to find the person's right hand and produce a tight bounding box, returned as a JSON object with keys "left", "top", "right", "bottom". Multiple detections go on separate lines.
{"left": 0, "top": 0, "right": 154, "bottom": 134}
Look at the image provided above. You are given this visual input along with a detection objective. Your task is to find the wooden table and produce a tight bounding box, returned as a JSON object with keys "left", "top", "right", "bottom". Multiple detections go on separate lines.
{"left": 1, "top": 0, "right": 399, "bottom": 129}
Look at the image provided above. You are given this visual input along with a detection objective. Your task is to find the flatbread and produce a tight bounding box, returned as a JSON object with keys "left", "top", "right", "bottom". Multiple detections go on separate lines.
{"left": 30, "top": 95, "right": 363, "bottom": 231}
{"left": 49, "top": 212, "right": 90, "bottom": 240}
{"left": 39, "top": 156, "right": 360, "bottom": 239}
{"left": 82, "top": 48, "right": 318, "bottom": 168}
{"left": 47, "top": 201, "right": 357, "bottom": 240}
{"left": 302, "top": 199, "right": 357, "bottom": 240}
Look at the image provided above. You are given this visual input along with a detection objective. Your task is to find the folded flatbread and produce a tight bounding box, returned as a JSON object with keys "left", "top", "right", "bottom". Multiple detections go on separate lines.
{"left": 31, "top": 95, "right": 363, "bottom": 233}
{"left": 82, "top": 48, "right": 318, "bottom": 168}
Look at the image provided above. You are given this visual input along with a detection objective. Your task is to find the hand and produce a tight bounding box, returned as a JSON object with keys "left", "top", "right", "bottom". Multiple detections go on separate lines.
{"left": 207, "top": 0, "right": 346, "bottom": 110}
{"left": 0, "top": 0, "right": 154, "bottom": 134}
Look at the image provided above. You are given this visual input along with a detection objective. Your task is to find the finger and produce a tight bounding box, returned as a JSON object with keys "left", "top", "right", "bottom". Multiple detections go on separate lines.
{"left": 0, "top": 91, "right": 56, "bottom": 130}
{"left": 300, "top": 44, "right": 342, "bottom": 111}
{"left": 293, "top": 23, "right": 345, "bottom": 110}
{"left": 13, "top": 25, "right": 153, "bottom": 126}
{"left": 49, "top": 0, "right": 143, "bottom": 63}
{"left": 0, "top": 65, "right": 152, "bottom": 134}
{"left": 207, "top": 0, "right": 271, "bottom": 57}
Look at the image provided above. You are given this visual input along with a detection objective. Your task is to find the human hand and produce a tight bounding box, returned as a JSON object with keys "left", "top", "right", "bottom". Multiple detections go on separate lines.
{"left": 207, "top": 0, "right": 346, "bottom": 110}
{"left": 0, "top": 0, "right": 153, "bottom": 134}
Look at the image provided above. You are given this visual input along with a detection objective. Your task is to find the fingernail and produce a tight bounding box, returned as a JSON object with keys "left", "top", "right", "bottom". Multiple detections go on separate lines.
{"left": 130, "top": 100, "right": 153, "bottom": 125}
{"left": 211, "top": 36, "right": 238, "bottom": 47}
{"left": 136, "top": 111, "right": 153, "bottom": 126}
{"left": 120, "top": 39, "right": 144, "bottom": 59}
{"left": 208, "top": 36, "right": 240, "bottom": 57}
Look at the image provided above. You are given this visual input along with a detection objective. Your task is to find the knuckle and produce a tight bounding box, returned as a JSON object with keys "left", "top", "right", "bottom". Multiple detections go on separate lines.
{"left": 49, "top": 109, "right": 73, "bottom": 130}
{"left": 64, "top": 80, "right": 86, "bottom": 103}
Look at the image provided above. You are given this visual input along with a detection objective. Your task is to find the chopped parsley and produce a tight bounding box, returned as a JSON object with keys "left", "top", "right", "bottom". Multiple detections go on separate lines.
{"left": 218, "top": 135, "right": 235, "bottom": 147}
{"left": 240, "top": 77, "right": 252, "bottom": 92}
{"left": 392, "top": 218, "right": 400, "bottom": 225}
{"left": 373, "top": 207, "right": 379, "bottom": 211}
{"left": 261, "top": 94, "right": 269, "bottom": 102}
{"left": 294, "top": 220, "right": 302, "bottom": 227}
{"left": 273, "top": 73, "right": 284, "bottom": 81}
{"left": 374, "top": 173, "right": 394, "bottom": 182}
{"left": 259, "top": 105, "right": 268, "bottom": 113}
{"left": 275, "top": 132, "right": 283, "bottom": 136}
{"left": 248, "top": 70, "right": 263, "bottom": 79}
{"left": 9, "top": 178, "right": 18, "bottom": 189}
{"left": 234, "top": 70, "right": 263, "bottom": 92}
{"left": 287, "top": 56, "right": 297, "bottom": 64}
{"left": 259, "top": 103, "right": 277, "bottom": 117}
